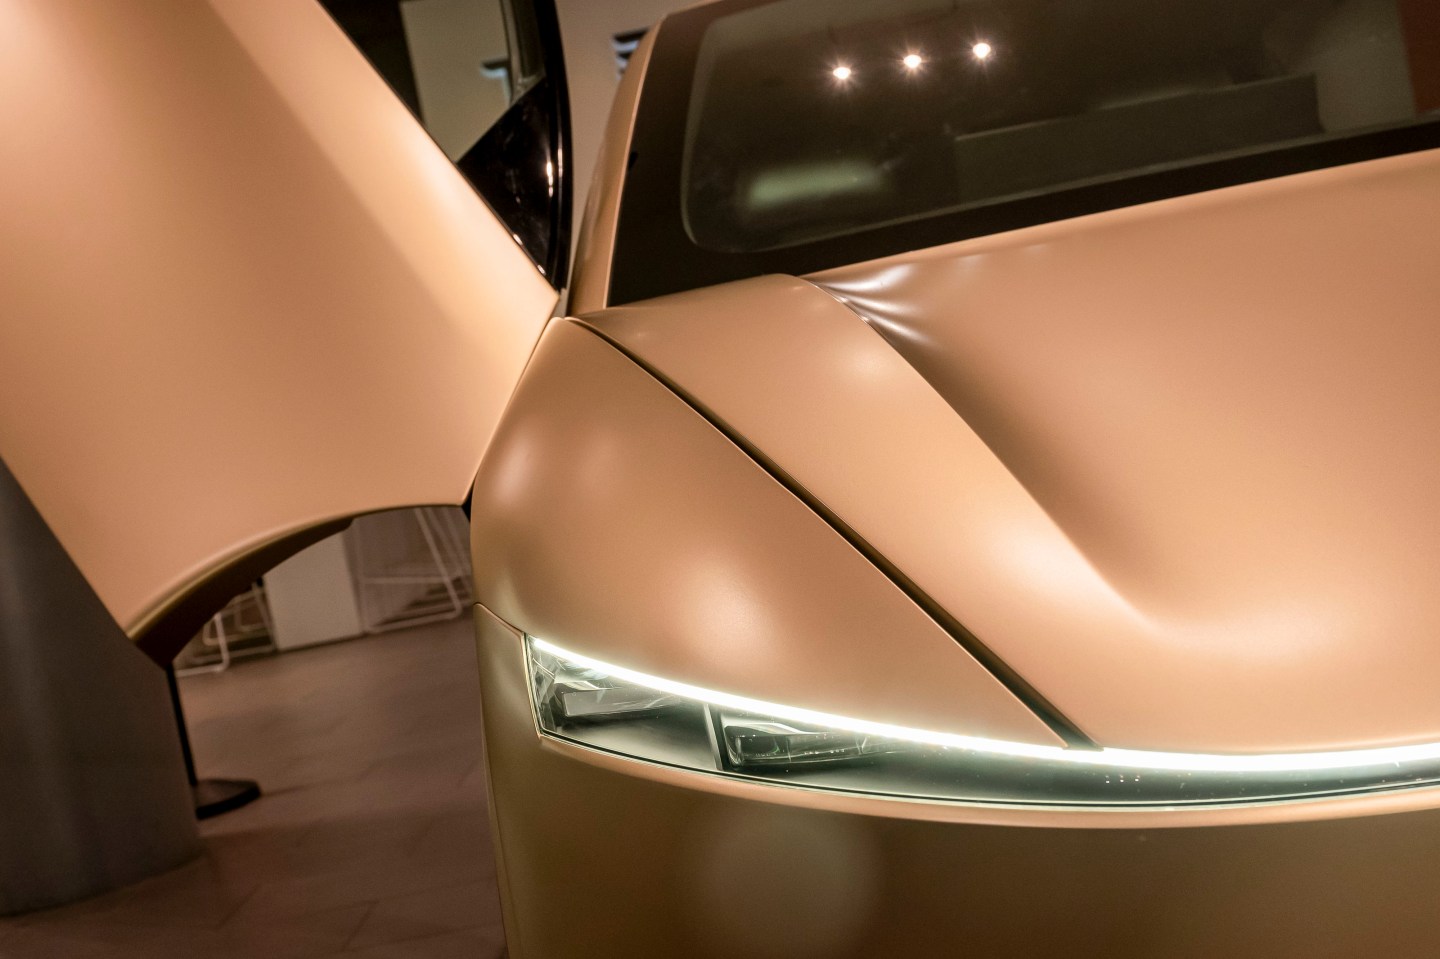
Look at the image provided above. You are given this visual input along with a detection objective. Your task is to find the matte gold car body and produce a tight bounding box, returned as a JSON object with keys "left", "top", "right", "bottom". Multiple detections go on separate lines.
{"left": 469, "top": 319, "right": 1061, "bottom": 746}
{"left": 8, "top": 1, "right": 1440, "bottom": 956}
{"left": 591, "top": 146, "right": 1440, "bottom": 755}
{"left": 477, "top": 604, "right": 1440, "bottom": 959}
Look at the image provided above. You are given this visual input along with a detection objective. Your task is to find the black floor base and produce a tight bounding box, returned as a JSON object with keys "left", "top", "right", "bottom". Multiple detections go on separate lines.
{"left": 193, "top": 778, "right": 261, "bottom": 820}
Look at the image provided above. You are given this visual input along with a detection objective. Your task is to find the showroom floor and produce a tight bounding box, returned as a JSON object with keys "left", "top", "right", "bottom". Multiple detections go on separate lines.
{"left": 0, "top": 615, "right": 506, "bottom": 959}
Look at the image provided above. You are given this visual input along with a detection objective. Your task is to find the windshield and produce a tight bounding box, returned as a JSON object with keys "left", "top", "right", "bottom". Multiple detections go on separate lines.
{"left": 609, "top": 0, "right": 1440, "bottom": 304}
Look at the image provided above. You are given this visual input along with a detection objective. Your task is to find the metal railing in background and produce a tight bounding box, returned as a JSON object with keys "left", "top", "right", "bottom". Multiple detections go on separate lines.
{"left": 346, "top": 506, "right": 472, "bottom": 634}
{"left": 176, "top": 507, "right": 473, "bottom": 670}
{"left": 175, "top": 583, "right": 276, "bottom": 676}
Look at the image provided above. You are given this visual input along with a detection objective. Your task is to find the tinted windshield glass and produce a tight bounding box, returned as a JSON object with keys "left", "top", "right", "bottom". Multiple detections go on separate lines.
{"left": 610, "top": 0, "right": 1440, "bottom": 303}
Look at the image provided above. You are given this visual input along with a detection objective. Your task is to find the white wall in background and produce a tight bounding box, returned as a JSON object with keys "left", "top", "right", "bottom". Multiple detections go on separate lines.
{"left": 265, "top": 532, "right": 365, "bottom": 650}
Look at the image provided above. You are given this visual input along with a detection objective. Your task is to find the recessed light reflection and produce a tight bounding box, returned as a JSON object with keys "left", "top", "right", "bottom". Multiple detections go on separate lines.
{"left": 902, "top": 53, "right": 923, "bottom": 70}
{"left": 972, "top": 41, "right": 993, "bottom": 60}
{"left": 832, "top": 64, "right": 853, "bottom": 81}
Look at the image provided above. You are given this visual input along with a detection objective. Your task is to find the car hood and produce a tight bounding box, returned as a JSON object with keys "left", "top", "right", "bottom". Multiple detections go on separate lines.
{"left": 586, "top": 148, "right": 1440, "bottom": 755}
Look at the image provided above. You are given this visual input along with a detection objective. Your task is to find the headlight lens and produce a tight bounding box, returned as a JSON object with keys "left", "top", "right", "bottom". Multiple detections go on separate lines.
{"left": 529, "top": 637, "right": 1440, "bottom": 807}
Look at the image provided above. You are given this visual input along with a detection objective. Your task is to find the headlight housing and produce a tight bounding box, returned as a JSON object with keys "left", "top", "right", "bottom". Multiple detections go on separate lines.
{"left": 529, "top": 637, "right": 1440, "bottom": 807}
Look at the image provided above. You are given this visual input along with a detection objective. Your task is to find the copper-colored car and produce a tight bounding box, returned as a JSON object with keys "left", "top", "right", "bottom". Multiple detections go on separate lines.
{"left": 6, "top": 0, "right": 1440, "bottom": 955}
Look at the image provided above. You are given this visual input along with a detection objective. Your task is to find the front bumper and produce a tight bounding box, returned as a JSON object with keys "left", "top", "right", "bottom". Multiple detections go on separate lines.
{"left": 476, "top": 604, "right": 1440, "bottom": 959}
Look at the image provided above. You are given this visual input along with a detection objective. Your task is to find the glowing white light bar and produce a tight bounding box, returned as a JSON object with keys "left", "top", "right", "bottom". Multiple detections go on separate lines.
{"left": 531, "top": 638, "right": 1440, "bottom": 774}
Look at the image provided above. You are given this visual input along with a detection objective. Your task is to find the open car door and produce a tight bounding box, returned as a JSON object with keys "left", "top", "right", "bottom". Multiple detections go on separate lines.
{"left": 0, "top": 0, "right": 570, "bottom": 659}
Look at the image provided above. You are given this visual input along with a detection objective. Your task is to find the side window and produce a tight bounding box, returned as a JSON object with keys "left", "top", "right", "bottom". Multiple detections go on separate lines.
{"left": 319, "top": 0, "right": 571, "bottom": 287}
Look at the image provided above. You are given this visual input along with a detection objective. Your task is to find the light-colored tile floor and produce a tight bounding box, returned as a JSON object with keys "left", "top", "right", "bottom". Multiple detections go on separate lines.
{"left": 0, "top": 615, "right": 506, "bottom": 959}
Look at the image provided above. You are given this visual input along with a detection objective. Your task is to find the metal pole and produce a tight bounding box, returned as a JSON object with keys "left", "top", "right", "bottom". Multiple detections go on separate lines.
{"left": 165, "top": 663, "right": 261, "bottom": 820}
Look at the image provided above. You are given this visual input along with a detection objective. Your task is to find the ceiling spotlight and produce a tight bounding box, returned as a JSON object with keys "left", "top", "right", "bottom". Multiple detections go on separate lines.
{"left": 832, "top": 65, "right": 853, "bottom": 80}
{"left": 902, "top": 53, "right": 923, "bottom": 70}
{"left": 972, "top": 41, "right": 993, "bottom": 60}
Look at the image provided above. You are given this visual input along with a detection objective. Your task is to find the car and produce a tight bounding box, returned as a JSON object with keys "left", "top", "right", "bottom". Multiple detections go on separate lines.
{"left": 5, "top": 0, "right": 1440, "bottom": 955}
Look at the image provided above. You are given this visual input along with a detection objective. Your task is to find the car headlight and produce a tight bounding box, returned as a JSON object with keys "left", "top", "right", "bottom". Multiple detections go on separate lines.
{"left": 529, "top": 637, "right": 1440, "bottom": 807}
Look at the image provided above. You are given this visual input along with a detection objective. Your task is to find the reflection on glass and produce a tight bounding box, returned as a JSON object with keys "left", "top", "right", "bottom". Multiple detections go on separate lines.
{"left": 681, "top": 0, "right": 1440, "bottom": 253}
{"left": 401, "top": 0, "right": 512, "bottom": 161}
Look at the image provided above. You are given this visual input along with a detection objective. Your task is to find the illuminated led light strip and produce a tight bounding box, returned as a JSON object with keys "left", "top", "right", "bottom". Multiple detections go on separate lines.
{"left": 531, "top": 638, "right": 1440, "bottom": 774}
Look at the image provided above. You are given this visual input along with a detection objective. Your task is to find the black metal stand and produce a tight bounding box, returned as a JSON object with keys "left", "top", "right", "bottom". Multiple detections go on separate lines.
{"left": 166, "top": 665, "right": 261, "bottom": 820}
